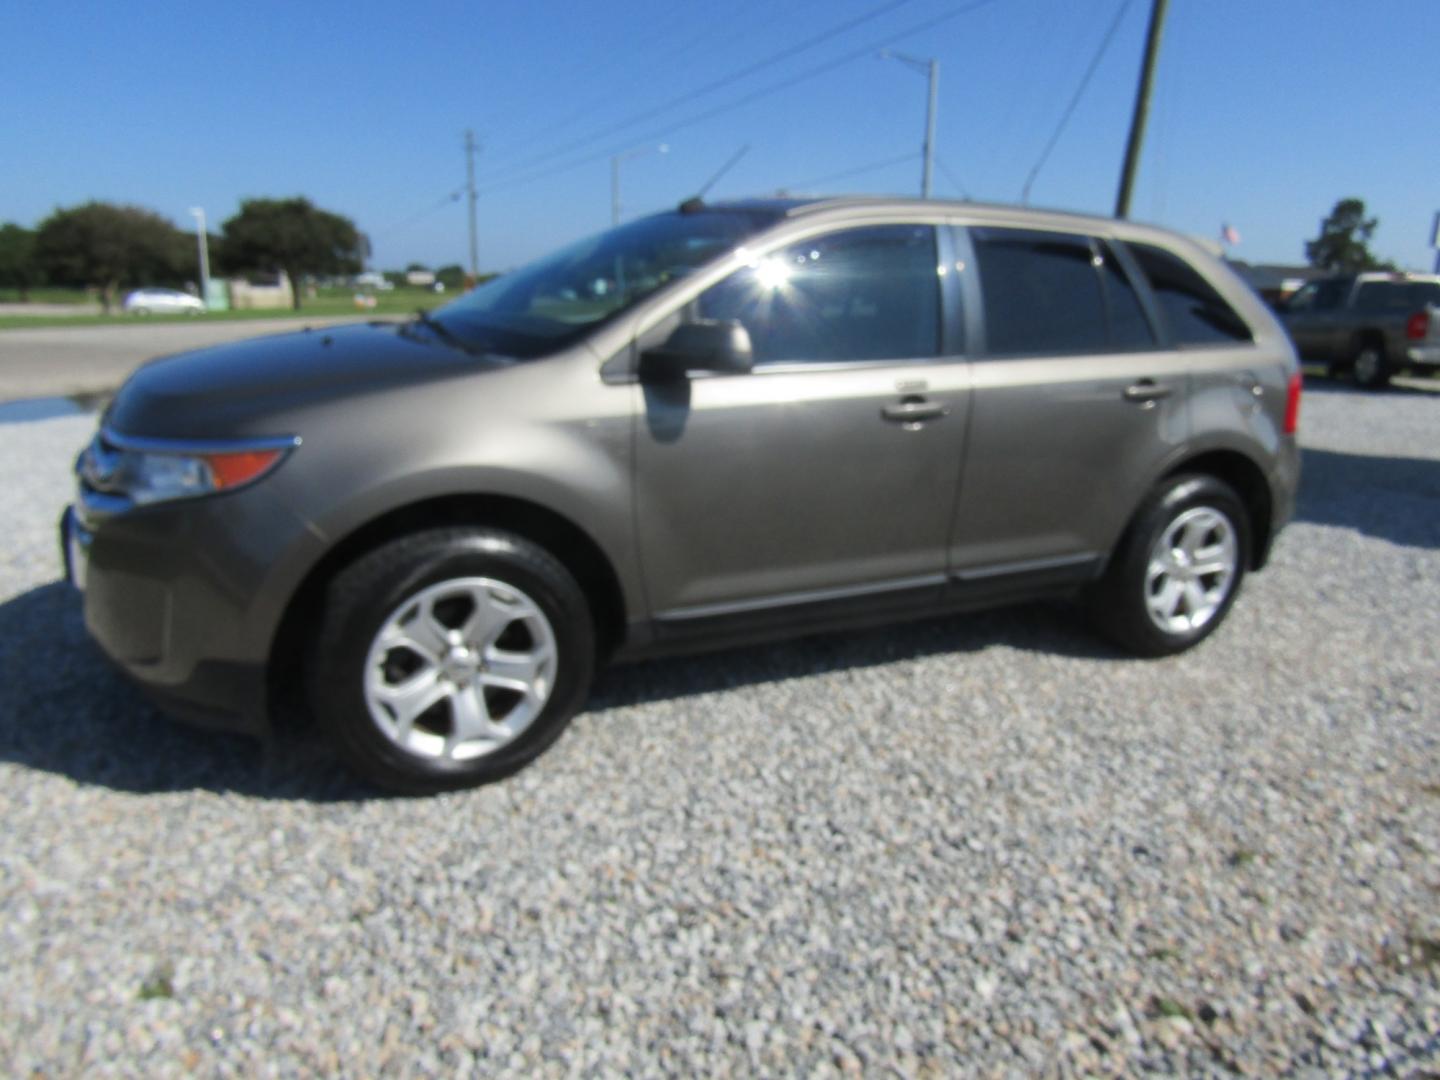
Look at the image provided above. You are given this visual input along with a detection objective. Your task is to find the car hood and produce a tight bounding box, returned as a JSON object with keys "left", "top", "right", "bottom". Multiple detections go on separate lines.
{"left": 104, "top": 320, "right": 509, "bottom": 440}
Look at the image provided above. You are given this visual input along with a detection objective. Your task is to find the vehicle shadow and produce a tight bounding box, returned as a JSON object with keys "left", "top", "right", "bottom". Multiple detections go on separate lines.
{"left": 1297, "top": 446, "right": 1440, "bottom": 551}
{"left": 589, "top": 599, "right": 1120, "bottom": 711}
{"left": 0, "top": 578, "right": 1118, "bottom": 797}
{"left": 0, "top": 580, "right": 369, "bottom": 800}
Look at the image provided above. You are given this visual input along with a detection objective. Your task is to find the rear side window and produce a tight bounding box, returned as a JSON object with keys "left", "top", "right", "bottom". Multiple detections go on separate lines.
{"left": 972, "top": 230, "right": 1108, "bottom": 355}
{"left": 971, "top": 230, "right": 1157, "bottom": 356}
{"left": 1126, "top": 242, "right": 1252, "bottom": 345}
{"left": 1357, "top": 280, "right": 1440, "bottom": 312}
{"left": 1100, "top": 244, "right": 1157, "bottom": 350}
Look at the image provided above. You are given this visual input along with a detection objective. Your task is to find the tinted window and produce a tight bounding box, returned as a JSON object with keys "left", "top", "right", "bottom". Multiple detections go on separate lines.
{"left": 1410, "top": 282, "right": 1440, "bottom": 307}
{"left": 698, "top": 225, "right": 939, "bottom": 363}
{"left": 1356, "top": 280, "right": 1440, "bottom": 313}
{"left": 1100, "top": 244, "right": 1157, "bottom": 349}
{"left": 972, "top": 230, "right": 1107, "bottom": 355}
{"left": 1128, "top": 243, "right": 1252, "bottom": 345}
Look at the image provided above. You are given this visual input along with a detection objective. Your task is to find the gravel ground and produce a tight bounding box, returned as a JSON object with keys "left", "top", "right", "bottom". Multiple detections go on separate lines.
{"left": 1, "top": 379, "right": 1437, "bottom": 1076}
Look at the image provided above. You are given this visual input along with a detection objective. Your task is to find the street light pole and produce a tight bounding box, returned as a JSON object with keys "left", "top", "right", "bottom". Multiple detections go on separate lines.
{"left": 188, "top": 207, "right": 210, "bottom": 307}
{"left": 465, "top": 130, "right": 479, "bottom": 283}
{"left": 923, "top": 59, "right": 938, "bottom": 199}
{"left": 610, "top": 144, "right": 669, "bottom": 227}
{"left": 611, "top": 155, "right": 621, "bottom": 227}
{"left": 879, "top": 51, "right": 939, "bottom": 199}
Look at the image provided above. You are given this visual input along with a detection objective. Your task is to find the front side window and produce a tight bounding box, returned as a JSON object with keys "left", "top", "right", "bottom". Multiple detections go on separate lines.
{"left": 697, "top": 225, "right": 940, "bottom": 364}
{"left": 1127, "top": 242, "right": 1253, "bottom": 345}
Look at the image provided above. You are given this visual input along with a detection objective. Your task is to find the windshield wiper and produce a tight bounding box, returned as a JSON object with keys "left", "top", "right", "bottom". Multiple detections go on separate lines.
{"left": 411, "top": 307, "right": 483, "bottom": 356}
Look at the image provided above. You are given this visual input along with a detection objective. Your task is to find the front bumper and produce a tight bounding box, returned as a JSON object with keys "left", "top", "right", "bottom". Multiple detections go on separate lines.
{"left": 60, "top": 484, "right": 318, "bottom": 738}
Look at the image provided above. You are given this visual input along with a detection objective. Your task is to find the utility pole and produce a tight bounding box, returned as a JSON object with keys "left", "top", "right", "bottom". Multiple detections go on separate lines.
{"left": 1114, "top": 0, "right": 1168, "bottom": 218}
{"left": 879, "top": 51, "right": 938, "bottom": 199}
{"left": 465, "top": 130, "right": 479, "bottom": 283}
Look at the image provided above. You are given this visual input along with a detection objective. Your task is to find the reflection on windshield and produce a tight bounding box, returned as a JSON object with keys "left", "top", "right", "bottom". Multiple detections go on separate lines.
{"left": 434, "top": 209, "right": 780, "bottom": 359}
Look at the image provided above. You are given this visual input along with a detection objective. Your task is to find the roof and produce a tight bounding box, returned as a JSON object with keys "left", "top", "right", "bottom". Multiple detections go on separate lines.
{"left": 704, "top": 194, "right": 1163, "bottom": 236}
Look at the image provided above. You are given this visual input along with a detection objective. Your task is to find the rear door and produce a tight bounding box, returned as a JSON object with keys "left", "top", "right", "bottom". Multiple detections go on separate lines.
{"left": 946, "top": 227, "right": 1186, "bottom": 588}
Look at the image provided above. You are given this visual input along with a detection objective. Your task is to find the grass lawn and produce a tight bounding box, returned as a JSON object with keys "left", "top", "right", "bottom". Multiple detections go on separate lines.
{"left": 0, "top": 285, "right": 453, "bottom": 330}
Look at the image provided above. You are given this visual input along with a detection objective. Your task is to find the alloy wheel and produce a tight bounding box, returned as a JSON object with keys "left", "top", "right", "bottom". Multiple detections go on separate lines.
{"left": 1143, "top": 507, "right": 1238, "bottom": 635}
{"left": 362, "top": 576, "right": 558, "bottom": 760}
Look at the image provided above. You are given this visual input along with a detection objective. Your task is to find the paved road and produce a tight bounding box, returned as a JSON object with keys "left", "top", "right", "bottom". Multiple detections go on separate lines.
{"left": 0, "top": 317, "right": 377, "bottom": 401}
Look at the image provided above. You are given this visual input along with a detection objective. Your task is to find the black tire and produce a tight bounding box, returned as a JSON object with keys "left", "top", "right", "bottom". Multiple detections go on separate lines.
{"left": 1351, "top": 339, "right": 1391, "bottom": 390}
{"left": 1089, "top": 474, "right": 1250, "bottom": 657}
{"left": 308, "top": 527, "right": 595, "bottom": 794}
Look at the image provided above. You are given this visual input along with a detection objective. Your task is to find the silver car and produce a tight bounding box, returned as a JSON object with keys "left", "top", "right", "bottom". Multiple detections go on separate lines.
{"left": 63, "top": 197, "right": 1301, "bottom": 792}
{"left": 122, "top": 287, "right": 206, "bottom": 316}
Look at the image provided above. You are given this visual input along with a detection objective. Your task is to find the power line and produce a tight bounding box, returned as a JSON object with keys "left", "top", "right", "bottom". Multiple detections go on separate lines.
{"left": 373, "top": 188, "right": 465, "bottom": 238}
{"left": 479, "top": 0, "right": 922, "bottom": 185}
{"left": 779, "top": 151, "right": 922, "bottom": 193}
{"left": 1020, "top": 0, "right": 1133, "bottom": 204}
{"left": 488, "top": 0, "right": 832, "bottom": 169}
{"left": 475, "top": 0, "right": 1009, "bottom": 200}
{"left": 934, "top": 155, "right": 970, "bottom": 198}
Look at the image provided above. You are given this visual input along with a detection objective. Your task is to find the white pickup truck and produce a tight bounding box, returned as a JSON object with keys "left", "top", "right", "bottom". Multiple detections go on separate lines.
{"left": 1281, "top": 272, "right": 1440, "bottom": 388}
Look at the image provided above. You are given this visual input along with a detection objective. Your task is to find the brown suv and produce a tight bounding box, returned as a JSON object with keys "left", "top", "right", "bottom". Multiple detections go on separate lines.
{"left": 62, "top": 197, "right": 1302, "bottom": 791}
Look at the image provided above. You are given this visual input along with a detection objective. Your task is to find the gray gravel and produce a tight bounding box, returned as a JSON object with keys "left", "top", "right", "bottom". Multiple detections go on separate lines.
{"left": 2, "top": 379, "right": 1438, "bottom": 1076}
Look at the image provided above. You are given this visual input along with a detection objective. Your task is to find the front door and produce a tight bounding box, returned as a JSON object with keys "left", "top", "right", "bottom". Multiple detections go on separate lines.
{"left": 1282, "top": 278, "right": 1350, "bottom": 362}
{"left": 632, "top": 224, "right": 971, "bottom": 627}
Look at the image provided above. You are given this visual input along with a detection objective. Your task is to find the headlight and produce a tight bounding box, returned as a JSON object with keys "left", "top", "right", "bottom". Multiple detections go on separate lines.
{"left": 79, "top": 429, "right": 298, "bottom": 506}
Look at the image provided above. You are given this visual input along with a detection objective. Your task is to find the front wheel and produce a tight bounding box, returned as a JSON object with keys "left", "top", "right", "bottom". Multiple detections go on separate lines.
{"left": 1089, "top": 474, "right": 1249, "bottom": 657}
{"left": 309, "top": 527, "right": 596, "bottom": 793}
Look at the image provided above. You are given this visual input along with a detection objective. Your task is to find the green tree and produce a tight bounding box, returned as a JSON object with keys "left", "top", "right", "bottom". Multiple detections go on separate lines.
{"left": 1304, "top": 198, "right": 1394, "bottom": 273}
{"left": 434, "top": 263, "right": 467, "bottom": 291}
{"left": 0, "top": 223, "right": 42, "bottom": 301}
{"left": 33, "top": 202, "right": 190, "bottom": 311}
{"left": 221, "top": 197, "right": 363, "bottom": 309}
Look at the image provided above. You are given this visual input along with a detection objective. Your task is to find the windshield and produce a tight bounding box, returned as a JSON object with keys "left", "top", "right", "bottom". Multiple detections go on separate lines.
{"left": 432, "top": 208, "right": 782, "bottom": 359}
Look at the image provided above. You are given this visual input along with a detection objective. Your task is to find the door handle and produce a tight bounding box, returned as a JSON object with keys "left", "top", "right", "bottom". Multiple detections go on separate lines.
{"left": 1123, "top": 379, "right": 1173, "bottom": 404}
{"left": 882, "top": 396, "right": 948, "bottom": 424}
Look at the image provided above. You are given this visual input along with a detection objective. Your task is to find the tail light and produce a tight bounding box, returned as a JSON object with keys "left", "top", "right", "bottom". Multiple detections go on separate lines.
{"left": 1406, "top": 310, "right": 1429, "bottom": 340}
{"left": 1283, "top": 371, "right": 1302, "bottom": 436}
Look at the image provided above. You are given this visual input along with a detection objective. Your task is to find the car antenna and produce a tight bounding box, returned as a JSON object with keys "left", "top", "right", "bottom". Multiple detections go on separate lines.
{"left": 679, "top": 144, "right": 751, "bottom": 212}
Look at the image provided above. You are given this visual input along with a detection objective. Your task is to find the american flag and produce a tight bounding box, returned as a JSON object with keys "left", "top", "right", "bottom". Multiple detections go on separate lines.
{"left": 1221, "top": 223, "right": 1241, "bottom": 246}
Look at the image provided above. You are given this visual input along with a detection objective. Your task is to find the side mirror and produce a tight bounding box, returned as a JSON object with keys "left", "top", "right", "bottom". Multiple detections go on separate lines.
{"left": 640, "top": 319, "right": 753, "bottom": 381}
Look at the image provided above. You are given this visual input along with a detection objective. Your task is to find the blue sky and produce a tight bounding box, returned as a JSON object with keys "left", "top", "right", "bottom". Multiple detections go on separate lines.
{"left": 5, "top": 0, "right": 1438, "bottom": 273}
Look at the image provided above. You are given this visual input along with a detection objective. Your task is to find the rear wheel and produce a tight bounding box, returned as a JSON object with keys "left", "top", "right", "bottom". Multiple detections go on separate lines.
{"left": 309, "top": 527, "right": 595, "bottom": 793}
{"left": 1352, "top": 341, "right": 1390, "bottom": 389}
{"left": 1090, "top": 474, "right": 1249, "bottom": 657}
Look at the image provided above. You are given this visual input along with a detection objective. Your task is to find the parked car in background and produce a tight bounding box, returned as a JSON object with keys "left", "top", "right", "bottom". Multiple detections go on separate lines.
{"left": 63, "top": 196, "right": 1301, "bottom": 792}
{"left": 122, "top": 288, "right": 205, "bottom": 316}
{"left": 1279, "top": 271, "right": 1440, "bottom": 388}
